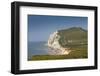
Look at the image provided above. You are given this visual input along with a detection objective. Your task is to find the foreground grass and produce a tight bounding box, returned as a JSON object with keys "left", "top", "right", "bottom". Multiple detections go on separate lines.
{"left": 29, "top": 45, "right": 88, "bottom": 61}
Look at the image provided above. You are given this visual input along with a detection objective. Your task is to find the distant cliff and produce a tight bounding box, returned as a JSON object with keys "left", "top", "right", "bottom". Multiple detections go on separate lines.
{"left": 47, "top": 27, "right": 87, "bottom": 55}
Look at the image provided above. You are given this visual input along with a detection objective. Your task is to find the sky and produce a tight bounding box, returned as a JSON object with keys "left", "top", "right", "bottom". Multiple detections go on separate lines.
{"left": 28, "top": 15, "right": 88, "bottom": 42}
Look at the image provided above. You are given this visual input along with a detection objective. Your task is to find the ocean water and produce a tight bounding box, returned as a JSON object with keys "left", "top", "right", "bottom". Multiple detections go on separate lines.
{"left": 28, "top": 41, "right": 50, "bottom": 59}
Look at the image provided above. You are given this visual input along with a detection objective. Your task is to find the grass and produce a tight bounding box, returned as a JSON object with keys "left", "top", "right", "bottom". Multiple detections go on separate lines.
{"left": 29, "top": 44, "right": 88, "bottom": 61}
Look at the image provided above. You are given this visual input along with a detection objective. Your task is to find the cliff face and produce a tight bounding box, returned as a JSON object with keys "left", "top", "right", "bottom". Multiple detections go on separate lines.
{"left": 47, "top": 27, "right": 87, "bottom": 55}
{"left": 48, "top": 31, "right": 71, "bottom": 55}
{"left": 48, "top": 31, "right": 61, "bottom": 49}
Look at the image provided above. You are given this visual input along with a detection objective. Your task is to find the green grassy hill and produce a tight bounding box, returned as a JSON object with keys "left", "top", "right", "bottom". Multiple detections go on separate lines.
{"left": 58, "top": 27, "right": 87, "bottom": 47}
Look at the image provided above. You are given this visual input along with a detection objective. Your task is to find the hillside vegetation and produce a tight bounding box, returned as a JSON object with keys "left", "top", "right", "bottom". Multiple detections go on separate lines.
{"left": 58, "top": 27, "right": 87, "bottom": 47}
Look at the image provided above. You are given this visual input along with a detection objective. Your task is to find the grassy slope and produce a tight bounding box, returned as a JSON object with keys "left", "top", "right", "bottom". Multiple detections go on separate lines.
{"left": 29, "top": 45, "right": 87, "bottom": 61}
{"left": 58, "top": 27, "right": 87, "bottom": 47}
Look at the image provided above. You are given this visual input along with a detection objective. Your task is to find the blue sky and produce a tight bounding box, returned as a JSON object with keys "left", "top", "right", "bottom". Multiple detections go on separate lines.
{"left": 28, "top": 15, "right": 88, "bottom": 42}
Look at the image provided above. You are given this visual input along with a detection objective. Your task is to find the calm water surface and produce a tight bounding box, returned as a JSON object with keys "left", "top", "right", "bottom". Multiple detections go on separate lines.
{"left": 28, "top": 41, "right": 50, "bottom": 59}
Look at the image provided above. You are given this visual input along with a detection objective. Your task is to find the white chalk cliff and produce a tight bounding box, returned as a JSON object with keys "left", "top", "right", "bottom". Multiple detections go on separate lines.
{"left": 47, "top": 31, "right": 71, "bottom": 55}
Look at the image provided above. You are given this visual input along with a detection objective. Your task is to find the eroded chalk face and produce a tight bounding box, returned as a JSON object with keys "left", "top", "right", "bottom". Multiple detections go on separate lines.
{"left": 47, "top": 31, "right": 71, "bottom": 55}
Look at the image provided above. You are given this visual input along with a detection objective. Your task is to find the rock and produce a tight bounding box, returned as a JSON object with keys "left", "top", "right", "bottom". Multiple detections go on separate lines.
{"left": 47, "top": 31, "right": 71, "bottom": 55}
{"left": 48, "top": 31, "right": 61, "bottom": 49}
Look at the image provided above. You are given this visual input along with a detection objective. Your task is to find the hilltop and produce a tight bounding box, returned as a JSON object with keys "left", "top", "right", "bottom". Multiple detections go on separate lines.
{"left": 58, "top": 27, "right": 87, "bottom": 47}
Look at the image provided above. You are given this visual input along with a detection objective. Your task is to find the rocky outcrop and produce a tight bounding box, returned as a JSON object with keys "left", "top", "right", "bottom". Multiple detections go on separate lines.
{"left": 47, "top": 31, "right": 71, "bottom": 55}
{"left": 48, "top": 31, "right": 61, "bottom": 49}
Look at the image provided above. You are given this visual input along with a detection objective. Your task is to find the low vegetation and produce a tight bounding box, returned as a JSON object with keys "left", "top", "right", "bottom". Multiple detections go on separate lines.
{"left": 29, "top": 45, "right": 87, "bottom": 61}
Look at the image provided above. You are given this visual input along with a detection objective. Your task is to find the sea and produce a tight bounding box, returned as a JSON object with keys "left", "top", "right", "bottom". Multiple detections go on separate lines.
{"left": 28, "top": 41, "right": 50, "bottom": 59}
